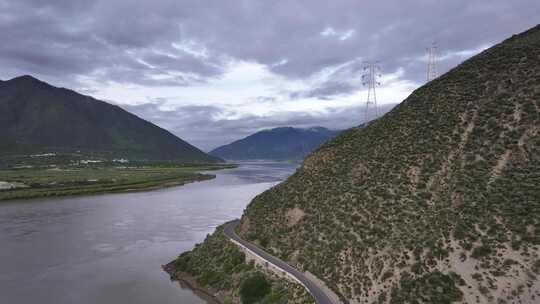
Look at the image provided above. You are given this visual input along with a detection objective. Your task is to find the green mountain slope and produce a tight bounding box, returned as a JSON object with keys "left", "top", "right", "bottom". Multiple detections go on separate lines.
{"left": 171, "top": 25, "right": 540, "bottom": 303}
{"left": 0, "top": 76, "right": 221, "bottom": 163}
{"left": 209, "top": 127, "right": 341, "bottom": 160}
{"left": 238, "top": 25, "right": 540, "bottom": 303}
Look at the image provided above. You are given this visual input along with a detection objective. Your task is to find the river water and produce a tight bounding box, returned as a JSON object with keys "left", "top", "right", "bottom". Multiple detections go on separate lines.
{"left": 0, "top": 162, "right": 297, "bottom": 304}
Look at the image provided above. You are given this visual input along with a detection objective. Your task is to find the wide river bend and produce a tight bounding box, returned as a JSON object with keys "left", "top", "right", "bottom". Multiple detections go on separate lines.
{"left": 0, "top": 162, "right": 297, "bottom": 304}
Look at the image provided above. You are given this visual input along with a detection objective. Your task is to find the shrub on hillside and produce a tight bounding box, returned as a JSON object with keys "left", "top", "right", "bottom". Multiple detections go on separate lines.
{"left": 240, "top": 273, "right": 272, "bottom": 304}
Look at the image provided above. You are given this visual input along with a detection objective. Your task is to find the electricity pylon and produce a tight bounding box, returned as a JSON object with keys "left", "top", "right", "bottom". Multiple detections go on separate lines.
{"left": 426, "top": 41, "right": 438, "bottom": 81}
{"left": 362, "top": 62, "right": 381, "bottom": 122}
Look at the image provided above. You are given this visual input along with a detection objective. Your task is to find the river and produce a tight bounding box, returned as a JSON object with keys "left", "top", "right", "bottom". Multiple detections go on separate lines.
{"left": 0, "top": 162, "right": 298, "bottom": 304}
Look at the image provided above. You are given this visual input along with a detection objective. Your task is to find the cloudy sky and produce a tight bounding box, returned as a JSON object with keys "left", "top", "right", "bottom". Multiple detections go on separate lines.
{"left": 1, "top": 1, "right": 539, "bottom": 150}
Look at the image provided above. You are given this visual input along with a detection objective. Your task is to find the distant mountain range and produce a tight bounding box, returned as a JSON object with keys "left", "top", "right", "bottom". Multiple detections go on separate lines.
{"left": 0, "top": 75, "right": 221, "bottom": 163}
{"left": 209, "top": 126, "right": 341, "bottom": 160}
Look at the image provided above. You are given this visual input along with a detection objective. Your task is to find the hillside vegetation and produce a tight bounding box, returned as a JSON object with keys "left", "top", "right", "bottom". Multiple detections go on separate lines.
{"left": 0, "top": 76, "right": 221, "bottom": 163}
{"left": 236, "top": 26, "right": 540, "bottom": 303}
{"left": 166, "top": 224, "right": 312, "bottom": 304}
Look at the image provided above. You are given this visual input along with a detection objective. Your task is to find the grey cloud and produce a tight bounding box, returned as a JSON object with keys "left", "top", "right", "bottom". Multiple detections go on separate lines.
{"left": 290, "top": 81, "right": 357, "bottom": 100}
{"left": 289, "top": 59, "right": 366, "bottom": 99}
{"left": 253, "top": 96, "right": 278, "bottom": 103}
{"left": 2, "top": 0, "right": 538, "bottom": 90}
{"left": 140, "top": 50, "right": 223, "bottom": 78}
{"left": 179, "top": 1, "right": 538, "bottom": 82}
{"left": 123, "top": 100, "right": 398, "bottom": 151}
{"left": 0, "top": 0, "right": 223, "bottom": 87}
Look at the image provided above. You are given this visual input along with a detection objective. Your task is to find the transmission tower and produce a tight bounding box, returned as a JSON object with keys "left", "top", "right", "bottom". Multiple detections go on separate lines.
{"left": 361, "top": 62, "right": 381, "bottom": 122}
{"left": 426, "top": 41, "right": 438, "bottom": 81}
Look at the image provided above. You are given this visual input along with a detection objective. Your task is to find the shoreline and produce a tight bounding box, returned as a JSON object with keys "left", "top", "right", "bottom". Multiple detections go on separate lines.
{"left": 162, "top": 262, "right": 223, "bottom": 304}
{"left": 0, "top": 173, "right": 216, "bottom": 203}
{"left": 0, "top": 163, "right": 238, "bottom": 202}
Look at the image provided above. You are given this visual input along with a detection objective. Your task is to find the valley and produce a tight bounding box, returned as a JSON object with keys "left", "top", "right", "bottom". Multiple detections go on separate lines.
{"left": 2, "top": 3, "right": 538, "bottom": 304}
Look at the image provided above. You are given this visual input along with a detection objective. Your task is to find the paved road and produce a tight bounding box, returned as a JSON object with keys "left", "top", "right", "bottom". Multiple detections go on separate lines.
{"left": 224, "top": 220, "right": 334, "bottom": 304}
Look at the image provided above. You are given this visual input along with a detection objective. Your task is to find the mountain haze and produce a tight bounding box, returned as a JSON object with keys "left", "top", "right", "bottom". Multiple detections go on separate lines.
{"left": 209, "top": 127, "right": 340, "bottom": 160}
{"left": 0, "top": 76, "right": 221, "bottom": 162}
{"left": 172, "top": 25, "right": 540, "bottom": 303}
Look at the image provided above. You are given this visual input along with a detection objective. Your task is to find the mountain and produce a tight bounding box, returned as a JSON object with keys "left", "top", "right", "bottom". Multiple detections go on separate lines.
{"left": 209, "top": 127, "right": 341, "bottom": 160}
{"left": 170, "top": 25, "right": 540, "bottom": 303}
{"left": 0, "top": 76, "right": 221, "bottom": 162}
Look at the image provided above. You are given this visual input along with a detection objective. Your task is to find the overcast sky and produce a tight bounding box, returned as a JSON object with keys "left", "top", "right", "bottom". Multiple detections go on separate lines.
{"left": 1, "top": 1, "right": 539, "bottom": 150}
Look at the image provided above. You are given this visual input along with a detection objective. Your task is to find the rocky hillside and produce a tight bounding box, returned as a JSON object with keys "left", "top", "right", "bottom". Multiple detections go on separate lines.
{"left": 0, "top": 76, "right": 221, "bottom": 162}
{"left": 237, "top": 26, "right": 540, "bottom": 303}
{"left": 210, "top": 127, "right": 341, "bottom": 160}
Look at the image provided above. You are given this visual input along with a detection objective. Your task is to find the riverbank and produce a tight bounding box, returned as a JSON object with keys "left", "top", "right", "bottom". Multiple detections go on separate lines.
{"left": 0, "top": 163, "right": 236, "bottom": 201}
{"left": 163, "top": 263, "right": 222, "bottom": 304}
{"left": 166, "top": 223, "right": 314, "bottom": 304}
